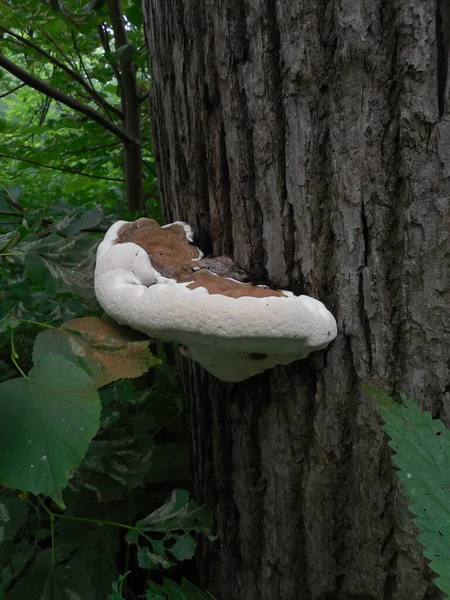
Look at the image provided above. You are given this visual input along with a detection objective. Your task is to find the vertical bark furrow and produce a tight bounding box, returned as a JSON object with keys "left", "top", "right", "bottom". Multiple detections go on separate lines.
{"left": 436, "top": 0, "right": 447, "bottom": 117}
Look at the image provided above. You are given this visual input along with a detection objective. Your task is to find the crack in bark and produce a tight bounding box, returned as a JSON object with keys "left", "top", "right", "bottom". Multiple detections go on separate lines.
{"left": 436, "top": 0, "right": 449, "bottom": 117}
{"left": 218, "top": 119, "right": 232, "bottom": 255}
{"left": 266, "top": 0, "right": 289, "bottom": 281}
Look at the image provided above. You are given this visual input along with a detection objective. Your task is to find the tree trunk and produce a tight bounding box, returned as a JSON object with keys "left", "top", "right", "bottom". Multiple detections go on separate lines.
{"left": 143, "top": 1, "right": 450, "bottom": 598}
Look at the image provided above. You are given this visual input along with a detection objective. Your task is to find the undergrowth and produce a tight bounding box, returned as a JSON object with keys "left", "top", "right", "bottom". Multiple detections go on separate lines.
{"left": 0, "top": 188, "right": 215, "bottom": 599}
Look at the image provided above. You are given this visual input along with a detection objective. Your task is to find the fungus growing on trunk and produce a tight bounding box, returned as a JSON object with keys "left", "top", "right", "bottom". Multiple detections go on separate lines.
{"left": 94, "top": 218, "right": 337, "bottom": 381}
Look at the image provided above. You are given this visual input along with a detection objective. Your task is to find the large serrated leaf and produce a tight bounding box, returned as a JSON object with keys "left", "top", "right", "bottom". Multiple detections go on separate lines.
{"left": 0, "top": 355, "right": 100, "bottom": 503}
{"left": 33, "top": 317, "right": 160, "bottom": 388}
{"left": 367, "top": 386, "right": 450, "bottom": 596}
{"left": 22, "top": 233, "right": 97, "bottom": 299}
{"left": 62, "top": 208, "right": 103, "bottom": 234}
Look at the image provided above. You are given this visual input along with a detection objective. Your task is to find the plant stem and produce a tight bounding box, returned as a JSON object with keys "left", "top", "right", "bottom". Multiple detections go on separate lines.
{"left": 37, "top": 496, "right": 137, "bottom": 532}
{"left": 10, "top": 330, "right": 27, "bottom": 378}
{"left": 19, "top": 319, "right": 54, "bottom": 329}
{"left": 53, "top": 512, "right": 137, "bottom": 531}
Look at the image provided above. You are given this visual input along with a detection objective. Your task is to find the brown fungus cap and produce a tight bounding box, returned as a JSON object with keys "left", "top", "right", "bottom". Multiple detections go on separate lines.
{"left": 117, "top": 218, "right": 283, "bottom": 299}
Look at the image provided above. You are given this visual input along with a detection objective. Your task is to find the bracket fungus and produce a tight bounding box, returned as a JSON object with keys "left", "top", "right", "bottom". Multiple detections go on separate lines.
{"left": 94, "top": 218, "right": 337, "bottom": 382}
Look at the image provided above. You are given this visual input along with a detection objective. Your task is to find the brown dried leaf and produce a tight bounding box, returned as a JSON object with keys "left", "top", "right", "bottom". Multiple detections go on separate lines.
{"left": 34, "top": 317, "right": 160, "bottom": 389}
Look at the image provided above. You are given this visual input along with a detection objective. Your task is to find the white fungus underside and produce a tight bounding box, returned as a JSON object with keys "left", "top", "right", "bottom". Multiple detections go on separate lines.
{"left": 94, "top": 221, "right": 337, "bottom": 381}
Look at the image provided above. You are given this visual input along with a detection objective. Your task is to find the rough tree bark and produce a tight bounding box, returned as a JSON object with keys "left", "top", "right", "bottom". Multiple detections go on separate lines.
{"left": 143, "top": 1, "right": 450, "bottom": 598}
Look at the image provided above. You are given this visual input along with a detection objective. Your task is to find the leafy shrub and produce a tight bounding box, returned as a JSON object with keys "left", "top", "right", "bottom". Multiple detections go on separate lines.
{"left": 0, "top": 197, "right": 215, "bottom": 599}
{"left": 368, "top": 386, "right": 450, "bottom": 598}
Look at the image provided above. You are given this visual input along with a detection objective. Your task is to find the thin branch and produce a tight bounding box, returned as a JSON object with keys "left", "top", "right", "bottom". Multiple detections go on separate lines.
{"left": 97, "top": 22, "right": 125, "bottom": 117}
{"left": 0, "top": 184, "right": 24, "bottom": 211}
{"left": 70, "top": 30, "right": 114, "bottom": 122}
{"left": 42, "top": 31, "right": 77, "bottom": 71}
{"left": 61, "top": 141, "right": 122, "bottom": 156}
{"left": 0, "top": 82, "right": 26, "bottom": 98}
{"left": 0, "top": 28, "right": 123, "bottom": 119}
{"left": 0, "top": 153, "right": 125, "bottom": 182}
{"left": 38, "top": 94, "right": 52, "bottom": 126}
{"left": 0, "top": 53, "right": 137, "bottom": 144}
{"left": 138, "top": 91, "right": 150, "bottom": 104}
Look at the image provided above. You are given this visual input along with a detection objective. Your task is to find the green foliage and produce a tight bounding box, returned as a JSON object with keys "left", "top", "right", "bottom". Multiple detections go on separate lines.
{"left": 144, "top": 578, "right": 216, "bottom": 600}
{"left": 0, "top": 194, "right": 214, "bottom": 598}
{"left": 108, "top": 572, "right": 131, "bottom": 600}
{"left": 108, "top": 574, "right": 215, "bottom": 600}
{"left": 0, "top": 0, "right": 159, "bottom": 214}
{"left": 127, "top": 489, "right": 214, "bottom": 569}
{"left": 368, "top": 386, "right": 450, "bottom": 597}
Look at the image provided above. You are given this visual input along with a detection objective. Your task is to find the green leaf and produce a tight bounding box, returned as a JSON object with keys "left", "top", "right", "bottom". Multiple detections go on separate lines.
{"left": 0, "top": 355, "right": 100, "bottom": 503}
{"left": 0, "top": 230, "right": 20, "bottom": 253}
{"left": 367, "top": 386, "right": 450, "bottom": 595}
{"left": 163, "top": 579, "right": 187, "bottom": 600}
{"left": 127, "top": 490, "right": 213, "bottom": 571}
{"left": 143, "top": 579, "right": 216, "bottom": 600}
{"left": 110, "top": 43, "right": 137, "bottom": 61}
{"left": 0, "top": 315, "right": 21, "bottom": 334}
{"left": 137, "top": 545, "right": 173, "bottom": 570}
{"left": 62, "top": 176, "right": 99, "bottom": 194}
{"left": 169, "top": 533, "right": 196, "bottom": 561}
{"left": 107, "top": 571, "right": 130, "bottom": 600}
{"left": 124, "top": 1, "right": 142, "bottom": 27}
{"left": 7, "top": 185, "right": 24, "bottom": 201}
{"left": 180, "top": 579, "right": 216, "bottom": 600}
{"left": 0, "top": 497, "right": 29, "bottom": 542}
{"left": 82, "top": 0, "right": 106, "bottom": 12}
{"left": 137, "top": 489, "right": 213, "bottom": 534}
{"left": 23, "top": 234, "right": 97, "bottom": 299}
{"left": 145, "top": 581, "right": 167, "bottom": 599}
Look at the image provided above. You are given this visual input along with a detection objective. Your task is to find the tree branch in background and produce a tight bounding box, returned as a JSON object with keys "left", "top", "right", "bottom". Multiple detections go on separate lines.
{"left": 42, "top": 31, "right": 78, "bottom": 71}
{"left": 70, "top": 30, "right": 114, "bottom": 123}
{"left": 0, "top": 82, "right": 26, "bottom": 99}
{"left": 0, "top": 184, "right": 24, "bottom": 212}
{"left": 0, "top": 27, "right": 123, "bottom": 119}
{"left": 0, "top": 53, "right": 137, "bottom": 144}
{"left": 97, "top": 22, "right": 125, "bottom": 118}
{"left": 106, "top": 0, "right": 143, "bottom": 212}
{"left": 60, "top": 141, "right": 122, "bottom": 156}
{"left": 0, "top": 153, "right": 125, "bottom": 182}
